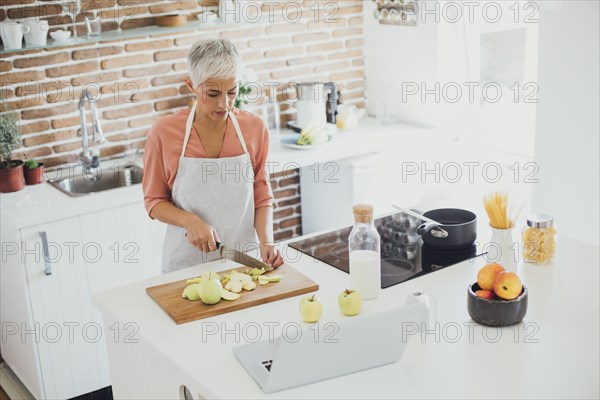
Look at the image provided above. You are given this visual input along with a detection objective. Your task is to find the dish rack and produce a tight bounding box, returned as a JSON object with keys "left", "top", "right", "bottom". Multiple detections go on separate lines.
{"left": 372, "top": 0, "right": 417, "bottom": 26}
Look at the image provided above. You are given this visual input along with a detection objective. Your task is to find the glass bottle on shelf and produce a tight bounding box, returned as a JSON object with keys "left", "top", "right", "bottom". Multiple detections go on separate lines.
{"left": 348, "top": 204, "right": 381, "bottom": 300}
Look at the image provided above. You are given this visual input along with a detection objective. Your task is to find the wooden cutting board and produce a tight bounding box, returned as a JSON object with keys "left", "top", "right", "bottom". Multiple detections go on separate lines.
{"left": 146, "top": 264, "right": 319, "bottom": 324}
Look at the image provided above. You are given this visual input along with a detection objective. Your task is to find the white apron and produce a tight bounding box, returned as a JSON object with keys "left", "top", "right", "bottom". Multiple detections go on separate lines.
{"left": 161, "top": 103, "right": 260, "bottom": 273}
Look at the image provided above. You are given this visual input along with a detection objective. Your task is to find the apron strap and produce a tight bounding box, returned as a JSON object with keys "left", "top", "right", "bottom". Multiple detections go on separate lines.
{"left": 181, "top": 103, "right": 249, "bottom": 157}
{"left": 229, "top": 111, "right": 249, "bottom": 155}
{"left": 181, "top": 102, "right": 196, "bottom": 158}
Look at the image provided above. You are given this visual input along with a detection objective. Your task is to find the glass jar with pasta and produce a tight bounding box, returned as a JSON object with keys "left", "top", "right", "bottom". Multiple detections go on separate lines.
{"left": 522, "top": 214, "right": 557, "bottom": 264}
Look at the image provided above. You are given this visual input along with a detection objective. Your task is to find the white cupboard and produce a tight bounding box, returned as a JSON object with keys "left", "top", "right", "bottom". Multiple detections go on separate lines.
{"left": 1, "top": 202, "right": 165, "bottom": 399}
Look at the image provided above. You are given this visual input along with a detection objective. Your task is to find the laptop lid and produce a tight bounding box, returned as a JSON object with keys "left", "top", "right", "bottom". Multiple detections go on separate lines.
{"left": 261, "top": 301, "right": 429, "bottom": 393}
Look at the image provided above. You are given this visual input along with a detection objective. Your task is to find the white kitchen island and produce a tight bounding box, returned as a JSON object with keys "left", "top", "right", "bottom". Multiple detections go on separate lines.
{"left": 92, "top": 228, "right": 599, "bottom": 399}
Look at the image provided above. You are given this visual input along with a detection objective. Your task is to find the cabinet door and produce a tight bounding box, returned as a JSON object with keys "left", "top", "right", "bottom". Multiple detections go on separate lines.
{"left": 21, "top": 216, "right": 104, "bottom": 400}
{"left": 80, "top": 202, "right": 164, "bottom": 386}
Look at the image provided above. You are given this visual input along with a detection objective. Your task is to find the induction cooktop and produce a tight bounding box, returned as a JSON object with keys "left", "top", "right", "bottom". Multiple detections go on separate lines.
{"left": 288, "top": 211, "right": 484, "bottom": 289}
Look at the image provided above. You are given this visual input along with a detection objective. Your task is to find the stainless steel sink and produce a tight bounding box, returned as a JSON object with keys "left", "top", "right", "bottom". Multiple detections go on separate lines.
{"left": 48, "top": 164, "right": 144, "bottom": 197}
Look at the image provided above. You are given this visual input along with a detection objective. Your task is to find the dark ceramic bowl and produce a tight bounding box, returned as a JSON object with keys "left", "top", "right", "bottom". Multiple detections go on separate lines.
{"left": 467, "top": 282, "right": 528, "bottom": 327}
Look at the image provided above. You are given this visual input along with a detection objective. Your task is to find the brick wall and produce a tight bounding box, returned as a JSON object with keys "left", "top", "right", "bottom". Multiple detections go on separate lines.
{"left": 0, "top": 0, "right": 366, "bottom": 239}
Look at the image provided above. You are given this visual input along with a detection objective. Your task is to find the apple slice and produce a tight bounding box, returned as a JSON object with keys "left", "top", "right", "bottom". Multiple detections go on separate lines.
{"left": 226, "top": 281, "right": 243, "bottom": 293}
{"left": 242, "top": 280, "right": 256, "bottom": 291}
{"left": 221, "top": 289, "right": 240, "bottom": 301}
{"left": 261, "top": 275, "right": 282, "bottom": 283}
{"left": 230, "top": 273, "right": 252, "bottom": 283}
{"left": 250, "top": 268, "right": 266, "bottom": 276}
{"left": 186, "top": 277, "right": 202, "bottom": 285}
{"left": 181, "top": 284, "right": 201, "bottom": 301}
{"left": 258, "top": 277, "right": 269, "bottom": 285}
{"left": 200, "top": 271, "right": 221, "bottom": 281}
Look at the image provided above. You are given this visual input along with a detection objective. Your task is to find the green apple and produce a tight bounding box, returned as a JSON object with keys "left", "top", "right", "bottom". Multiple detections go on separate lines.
{"left": 198, "top": 278, "right": 222, "bottom": 305}
{"left": 299, "top": 295, "right": 322, "bottom": 323}
{"left": 242, "top": 280, "right": 256, "bottom": 291}
{"left": 261, "top": 275, "right": 282, "bottom": 283}
{"left": 338, "top": 289, "right": 362, "bottom": 316}
{"left": 181, "top": 283, "right": 201, "bottom": 301}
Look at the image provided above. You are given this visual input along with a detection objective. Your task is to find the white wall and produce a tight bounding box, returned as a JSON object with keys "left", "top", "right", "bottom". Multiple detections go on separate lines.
{"left": 364, "top": 1, "right": 440, "bottom": 126}
{"left": 532, "top": 1, "right": 600, "bottom": 246}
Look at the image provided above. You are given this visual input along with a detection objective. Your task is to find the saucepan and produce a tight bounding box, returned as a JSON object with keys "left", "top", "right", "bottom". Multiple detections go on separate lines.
{"left": 415, "top": 208, "right": 477, "bottom": 248}
{"left": 392, "top": 205, "right": 477, "bottom": 248}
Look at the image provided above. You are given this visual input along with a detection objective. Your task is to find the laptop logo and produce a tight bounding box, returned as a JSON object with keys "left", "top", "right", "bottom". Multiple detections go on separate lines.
{"left": 261, "top": 360, "right": 273, "bottom": 372}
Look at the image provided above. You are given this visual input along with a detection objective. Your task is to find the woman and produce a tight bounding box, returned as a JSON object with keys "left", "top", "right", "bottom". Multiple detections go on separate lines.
{"left": 142, "top": 38, "right": 284, "bottom": 273}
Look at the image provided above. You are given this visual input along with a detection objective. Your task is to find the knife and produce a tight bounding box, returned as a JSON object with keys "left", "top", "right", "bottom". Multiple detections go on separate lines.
{"left": 216, "top": 242, "right": 274, "bottom": 271}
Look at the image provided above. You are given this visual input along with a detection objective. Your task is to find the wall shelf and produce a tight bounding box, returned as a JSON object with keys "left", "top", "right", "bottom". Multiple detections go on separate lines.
{"left": 0, "top": 20, "right": 237, "bottom": 55}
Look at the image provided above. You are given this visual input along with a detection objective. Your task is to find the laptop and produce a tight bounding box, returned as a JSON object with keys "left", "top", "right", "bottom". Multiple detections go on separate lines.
{"left": 233, "top": 292, "right": 432, "bottom": 393}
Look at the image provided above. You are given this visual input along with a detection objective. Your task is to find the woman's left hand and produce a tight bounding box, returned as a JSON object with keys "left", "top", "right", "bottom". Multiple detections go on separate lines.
{"left": 260, "top": 243, "right": 284, "bottom": 269}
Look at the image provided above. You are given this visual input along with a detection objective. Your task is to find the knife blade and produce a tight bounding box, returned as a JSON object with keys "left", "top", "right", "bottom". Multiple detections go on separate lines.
{"left": 217, "top": 242, "right": 274, "bottom": 271}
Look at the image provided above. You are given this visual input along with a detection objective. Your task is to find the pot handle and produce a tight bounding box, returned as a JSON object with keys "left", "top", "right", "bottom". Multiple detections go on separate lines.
{"left": 417, "top": 222, "right": 449, "bottom": 238}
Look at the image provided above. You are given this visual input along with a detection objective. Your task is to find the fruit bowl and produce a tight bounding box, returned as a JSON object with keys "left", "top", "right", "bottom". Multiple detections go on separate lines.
{"left": 467, "top": 282, "right": 528, "bottom": 327}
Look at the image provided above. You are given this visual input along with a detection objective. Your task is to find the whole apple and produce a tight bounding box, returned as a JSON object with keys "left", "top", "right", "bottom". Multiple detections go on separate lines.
{"left": 299, "top": 295, "right": 322, "bottom": 323}
{"left": 475, "top": 289, "right": 496, "bottom": 300}
{"left": 493, "top": 271, "right": 523, "bottom": 300}
{"left": 338, "top": 289, "right": 362, "bottom": 316}
{"left": 199, "top": 278, "right": 222, "bottom": 305}
{"left": 477, "top": 263, "right": 505, "bottom": 290}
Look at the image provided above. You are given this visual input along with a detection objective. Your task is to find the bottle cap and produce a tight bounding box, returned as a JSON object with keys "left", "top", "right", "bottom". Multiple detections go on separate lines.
{"left": 527, "top": 214, "right": 554, "bottom": 229}
{"left": 353, "top": 204, "right": 373, "bottom": 223}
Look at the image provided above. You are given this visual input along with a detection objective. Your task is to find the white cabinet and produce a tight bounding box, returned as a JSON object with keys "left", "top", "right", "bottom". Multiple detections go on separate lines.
{"left": 1, "top": 202, "right": 165, "bottom": 399}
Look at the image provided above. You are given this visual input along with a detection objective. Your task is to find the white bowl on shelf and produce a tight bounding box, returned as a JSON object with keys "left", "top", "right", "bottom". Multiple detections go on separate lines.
{"left": 50, "top": 29, "right": 71, "bottom": 42}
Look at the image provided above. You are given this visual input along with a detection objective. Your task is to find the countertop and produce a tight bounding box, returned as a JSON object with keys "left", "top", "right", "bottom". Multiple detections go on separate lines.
{"left": 0, "top": 120, "right": 394, "bottom": 229}
{"left": 92, "top": 228, "right": 599, "bottom": 399}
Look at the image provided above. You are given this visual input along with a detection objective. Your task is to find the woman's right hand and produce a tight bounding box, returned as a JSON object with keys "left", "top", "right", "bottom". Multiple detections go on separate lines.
{"left": 184, "top": 215, "right": 221, "bottom": 253}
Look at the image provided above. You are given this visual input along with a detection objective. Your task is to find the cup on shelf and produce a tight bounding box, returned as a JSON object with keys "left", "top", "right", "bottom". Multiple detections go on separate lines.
{"left": 84, "top": 10, "right": 102, "bottom": 36}
{"left": 24, "top": 20, "right": 49, "bottom": 46}
{"left": 0, "top": 21, "right": 30, "bottom": 49}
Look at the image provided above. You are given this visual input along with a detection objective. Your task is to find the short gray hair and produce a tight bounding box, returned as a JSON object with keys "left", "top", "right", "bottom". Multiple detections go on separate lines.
{"left": 187, "top": 39, "right": 242, "bottom": 88}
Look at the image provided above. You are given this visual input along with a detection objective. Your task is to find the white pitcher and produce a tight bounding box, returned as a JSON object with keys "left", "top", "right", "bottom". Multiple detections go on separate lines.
{"left": 0, "top": 21, "right": 30, "bottom": 49}
{"left": 24, "top": 20, "right": 49, "bottom": 46}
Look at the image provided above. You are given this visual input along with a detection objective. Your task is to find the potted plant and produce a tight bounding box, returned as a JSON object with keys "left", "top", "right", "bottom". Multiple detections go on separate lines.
{"left": 24, "top": 159, "right": 45, "bottom": 185}
{"left": 0, "top": 112, "right": 24, "bottom": 193}
{"left": 235, "top": 67, "right": 257, "bottom": 109}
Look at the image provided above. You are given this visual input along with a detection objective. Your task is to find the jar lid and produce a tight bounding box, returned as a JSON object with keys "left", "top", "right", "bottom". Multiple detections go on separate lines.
{"left": 527, "top": 214, "right": 553, "bottom": 228}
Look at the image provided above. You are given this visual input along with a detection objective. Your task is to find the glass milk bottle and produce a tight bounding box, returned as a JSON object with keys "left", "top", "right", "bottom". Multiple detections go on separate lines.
{"left": 348, "top": 204, "right": 381, "bottom": 300}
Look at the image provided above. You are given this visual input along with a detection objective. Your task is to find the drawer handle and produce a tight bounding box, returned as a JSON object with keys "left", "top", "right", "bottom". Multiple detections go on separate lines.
{"left": 40, "top": 231, "right": 52, "bottom": 275}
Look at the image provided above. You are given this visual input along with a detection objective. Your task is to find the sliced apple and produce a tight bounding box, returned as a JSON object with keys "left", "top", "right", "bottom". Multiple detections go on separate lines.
{"left": 250, "top": 268, "right": 266, "bottom": 276}
{"left": 186, "top": 277, "right": 202, "bottom": 285}
{"left": 221, "top": 289, "right": 240, "bottom": 301}
{"left": 201, "top": 271, "right": 221, "bottom": 281}
{"left": 230, "top": 273, "right": 252, "bottom": 283}
{"left": 226, "top": 280, "right": 243, "bottom": 293}
{"left": 261, "top": 275, "right": 282, "bottom": 283}
{"left": 258, "top": 277, "right": 269, "bottom": 285}
{"left": 242, "top": 280, "right": 256, "bottom": 291}
{"left": 181, "top": 284, "right": 201, "bottom": 301}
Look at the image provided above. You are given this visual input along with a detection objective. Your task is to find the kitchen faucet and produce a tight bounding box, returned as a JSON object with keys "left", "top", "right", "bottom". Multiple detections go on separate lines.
{"left": 78, "top": 89, "right": 106, "bottom": 173}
